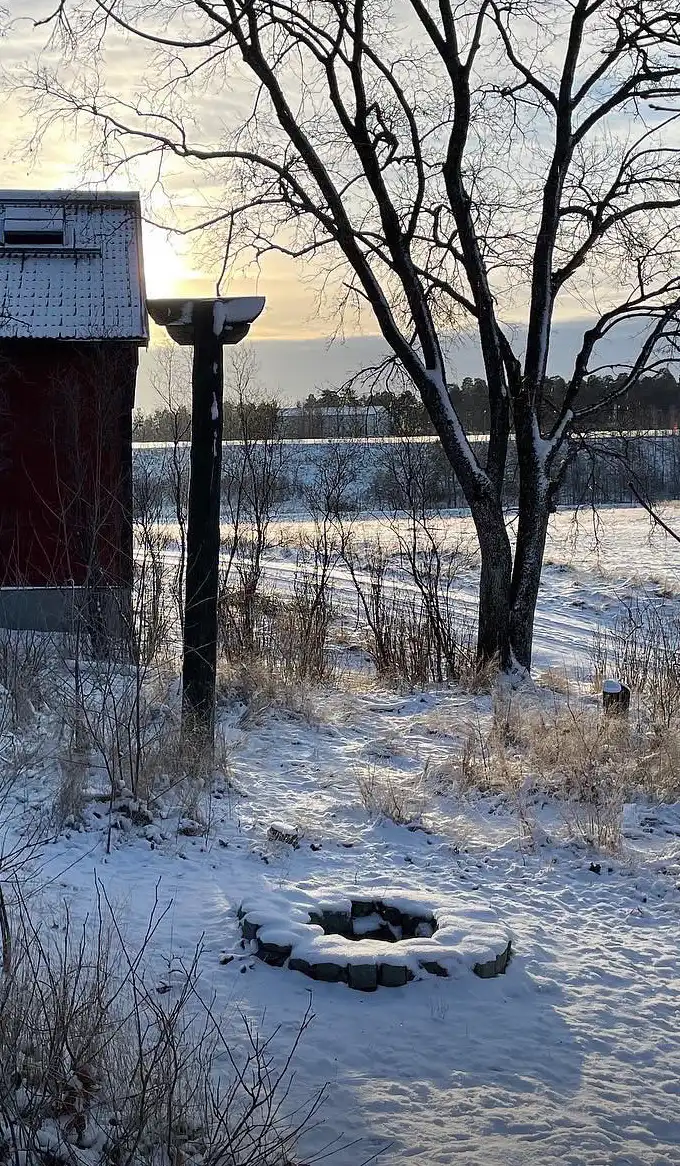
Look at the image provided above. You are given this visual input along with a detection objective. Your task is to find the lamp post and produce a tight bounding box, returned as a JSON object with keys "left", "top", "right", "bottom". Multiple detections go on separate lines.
{"left": 147, "top": 296, "right": 265, "bottom": 750}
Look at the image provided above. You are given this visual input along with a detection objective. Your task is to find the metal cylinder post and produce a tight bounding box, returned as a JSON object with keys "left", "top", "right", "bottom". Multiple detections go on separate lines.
{"left": 602, "top": 678, "right": 631, "bottom": 717}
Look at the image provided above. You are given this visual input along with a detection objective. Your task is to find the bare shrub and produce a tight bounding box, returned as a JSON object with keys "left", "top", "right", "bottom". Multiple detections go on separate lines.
{"left": 373, "top": 439, "right": 450, "bottom": 511}
{"left": 54, "top": 750, "right": 89, "bottom": 826}
{"left": 218, "top": 552, "right": 336, "bottom": 690}
{"left": 60, "top": 663, "right": 227, "bottom": 842}
{"left": 591, "top": 593, "right": 680, "bottom": 728}
{"left": 55, "top": 620, "right": 229, "bottom": 841}
{"left": 131, "top": 461, "right": 179, "bottom": 667}
{"left": 0, "top": 886, "right": 324, "bottom": 1166}
{"left": 356, "top": 763, "right": 425, "bottom": 825}
{"left": 340, "top": 536, "right": 474, "bottom": 687}
{"left": 303, "top": 442, "right": 363, "bottom": 519}
{"left": 0, "top": 629, "right": 56, "bottom": 728}
{"left": 288, "top": 550, "right": 336, "bottom": 683}
{"left": 145, "top": 347, "right": 191, "bottom": 631}
{"left": 220, "top": 354, "right": 289, "bottom": 645}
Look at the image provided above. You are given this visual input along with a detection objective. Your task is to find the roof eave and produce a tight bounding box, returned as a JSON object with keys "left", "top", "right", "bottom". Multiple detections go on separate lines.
{"left": 0, "top": 190, "right": 143, "bottom": 206}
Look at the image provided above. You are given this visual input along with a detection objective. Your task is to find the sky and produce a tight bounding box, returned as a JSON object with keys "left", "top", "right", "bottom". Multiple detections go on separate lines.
{"left": 0, "top": 0, "right": 351, "bottom": 408}
{"left": 1, "top": 0, "right": 676, "bottom": 411}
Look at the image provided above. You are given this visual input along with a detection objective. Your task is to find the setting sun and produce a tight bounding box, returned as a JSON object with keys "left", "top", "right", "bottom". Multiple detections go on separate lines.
{"left": 141, "top": 223, "right": 196, "bottom": 298}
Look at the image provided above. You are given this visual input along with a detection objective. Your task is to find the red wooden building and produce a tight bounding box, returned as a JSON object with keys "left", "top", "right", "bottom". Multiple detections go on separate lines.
{"left": 0, "top": 191, "right": 147, "bottom": 631}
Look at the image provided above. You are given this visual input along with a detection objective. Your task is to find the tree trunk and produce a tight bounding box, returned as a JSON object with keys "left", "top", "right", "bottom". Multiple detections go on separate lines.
{"left": 472, "top": 500, "right": 514, "bottom": 669}
{"left": 509, "top": 451, "right": 553, "bottom": 671}
{"left": 509, "top": 519, "right": 549, "bottom": 670}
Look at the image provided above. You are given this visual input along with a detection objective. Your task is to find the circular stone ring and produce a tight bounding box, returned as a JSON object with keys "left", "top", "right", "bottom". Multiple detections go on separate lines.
{"left": 238, "top": 889, "right": 512, "bottom": 992}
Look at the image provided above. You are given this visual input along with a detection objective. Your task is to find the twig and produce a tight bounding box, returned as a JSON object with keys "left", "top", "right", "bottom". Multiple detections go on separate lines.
{"left": 629, "top": 482, "right": 680, "bottom": 545}
{"left": 0, "top": 882, "right": 11, "bottom": 977}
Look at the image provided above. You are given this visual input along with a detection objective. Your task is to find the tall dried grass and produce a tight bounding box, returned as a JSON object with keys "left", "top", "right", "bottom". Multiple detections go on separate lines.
{"left": 450, "top": 687, "right": 680, "bottom": 850}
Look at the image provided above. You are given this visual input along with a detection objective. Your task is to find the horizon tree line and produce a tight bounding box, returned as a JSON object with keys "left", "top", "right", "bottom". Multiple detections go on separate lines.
{"left": 133, "top": 368, "right": 680, "bottom": 443}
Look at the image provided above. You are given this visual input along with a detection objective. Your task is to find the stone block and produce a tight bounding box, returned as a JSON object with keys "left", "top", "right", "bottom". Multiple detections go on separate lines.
{"left": 289, "top": 956, "right": 314, "bottom": 979}
{"left": 256, "top": 940, "right": 292, "bottom": 967}
{"left": 402, "top": 913, "right": 437, "bottom": 938}
{"left": 380, "top": 904, "right": 403, "bottom": 927}
{"left": 320, "top": 910, "right": 352, "bottom": 936}
{"left": 420, "top": 959, "right": 448, "bottom": 978}
{"left": 241, "top": 918, "right": 259, "bottom": 942}
{"left": 350, "top": 899, "right": 378, "bottom": 918}
{"left": 378, "top": 963, "right": 412, "bottom": 987}
{"left": 369, "top": 923, "right": 396, "bottom": 942}
{"left": 312, "top": 962, "right": 348, "bottom": 983}
{"left": 347, "top": 964, "right": 378, "bottom": 992}
{"left": 473, "top": 940, "right": 512, "bottom": 979}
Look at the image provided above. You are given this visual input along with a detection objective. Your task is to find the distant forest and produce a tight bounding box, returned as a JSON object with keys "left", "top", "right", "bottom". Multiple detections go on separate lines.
{"left": 133, "top": 369, "right": 680, "bottom": 443}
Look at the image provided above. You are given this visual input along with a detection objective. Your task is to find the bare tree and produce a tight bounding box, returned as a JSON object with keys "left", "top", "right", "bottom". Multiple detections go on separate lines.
{"left": 26, "top": 0, "right": 680, "bottom": 668}
{"left": 219, "top": 350, "right": 287, "bottom": 650}
{"left": 139, "top": 346, "right": 191, "bottom": 630}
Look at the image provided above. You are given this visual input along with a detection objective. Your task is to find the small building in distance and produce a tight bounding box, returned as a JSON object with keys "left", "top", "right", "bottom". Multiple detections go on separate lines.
{"left": 0, "top": 190, "right": 147, "bottom": 633}
{"left": 280, "top": 402, "right": 391, "bottom": 439}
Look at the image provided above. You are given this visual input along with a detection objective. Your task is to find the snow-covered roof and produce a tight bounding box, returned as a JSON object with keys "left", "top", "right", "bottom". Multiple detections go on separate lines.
{"left": 0, "top": 191, "right": 148, "bottom": 342}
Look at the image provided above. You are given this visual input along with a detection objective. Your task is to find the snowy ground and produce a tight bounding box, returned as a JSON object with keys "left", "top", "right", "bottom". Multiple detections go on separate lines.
{"left": 5, "top": 504, "right": 680, "bottom": 1165}
{"left": 263, "top": 502, "right": 680, "bottom": 674}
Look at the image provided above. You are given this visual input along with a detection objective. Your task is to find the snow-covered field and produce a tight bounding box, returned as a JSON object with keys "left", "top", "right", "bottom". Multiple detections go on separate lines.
{"left": 263, "top": 502, "right": 680, "bottom": 674}
{"left": 3, "top": 504, "right": 680, "bottom": 1165}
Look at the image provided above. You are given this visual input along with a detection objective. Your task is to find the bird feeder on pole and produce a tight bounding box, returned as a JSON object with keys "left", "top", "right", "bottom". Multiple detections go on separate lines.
{"left": 146, "top": 296, "right": 266, "bottom": 753}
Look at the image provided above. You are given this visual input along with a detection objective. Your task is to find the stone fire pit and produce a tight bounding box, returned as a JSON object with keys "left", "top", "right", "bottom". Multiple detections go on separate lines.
{"left": 238, "top": 889, "right": 512, "bottom": 991}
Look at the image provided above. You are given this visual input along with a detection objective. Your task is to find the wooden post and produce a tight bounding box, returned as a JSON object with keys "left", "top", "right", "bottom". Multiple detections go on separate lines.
{"left": 602, "top": 678, "right": 631, "bottom": 717}
{"left": 182, "top": 302, "right": 224, "bottom": 747}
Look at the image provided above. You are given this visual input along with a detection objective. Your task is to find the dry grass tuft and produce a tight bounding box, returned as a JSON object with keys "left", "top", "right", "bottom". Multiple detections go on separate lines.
{"left": 219, "top": 659, "right": 319, "bottom": 727}
{"left": 468, "top": 685, "right": 680, "bottom": 849}
{"left": 356, "top": 763, "right": 426, "bottom": 825}
{"left": 537, "top": 667, "right": 572, "bottom": 696}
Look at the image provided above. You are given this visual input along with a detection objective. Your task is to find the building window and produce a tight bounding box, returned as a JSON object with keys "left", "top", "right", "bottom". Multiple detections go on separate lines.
{"left": 1, "top": 207, "right": 71, "bottom": 249}
{"left": 3, "top": 229, "right": 66, "bottom": 247}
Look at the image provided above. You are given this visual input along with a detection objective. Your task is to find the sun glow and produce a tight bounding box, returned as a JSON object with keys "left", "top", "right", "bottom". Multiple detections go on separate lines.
{"left": 141, "top": 223, "right": 197, "bottom": 298}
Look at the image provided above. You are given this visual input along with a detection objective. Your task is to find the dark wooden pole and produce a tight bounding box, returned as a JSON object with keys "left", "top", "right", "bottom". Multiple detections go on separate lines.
{"left": 182, "top": 302, "right": 224, "bottom": 747}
